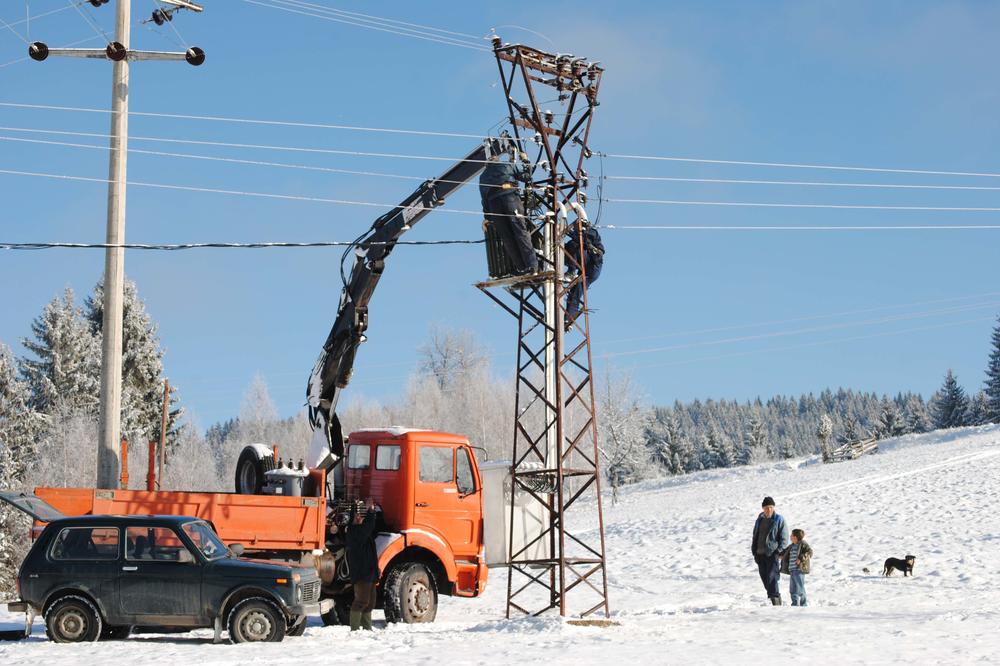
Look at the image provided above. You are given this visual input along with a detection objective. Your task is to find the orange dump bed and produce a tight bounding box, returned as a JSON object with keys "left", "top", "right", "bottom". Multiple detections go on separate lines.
{"left": 35, "top": 484, "right": 327, "bottom": 553}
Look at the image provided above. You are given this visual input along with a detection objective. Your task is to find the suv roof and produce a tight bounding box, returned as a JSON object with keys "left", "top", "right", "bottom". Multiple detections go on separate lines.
{"left": 45, "top": 514, "right": 202, "bottom": 529}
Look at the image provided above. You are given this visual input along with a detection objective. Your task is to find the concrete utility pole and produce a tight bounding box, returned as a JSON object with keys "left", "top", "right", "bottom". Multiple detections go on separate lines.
{"left": 28, "top": 0, "right": 205, "bottom": 488}
{"left": 96, "top": 0, "right": 132, "bottom": 490}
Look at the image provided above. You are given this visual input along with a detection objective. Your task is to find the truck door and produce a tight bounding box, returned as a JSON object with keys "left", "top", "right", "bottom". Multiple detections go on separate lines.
{"left": 412, "top": 445, "right": 476, "bottom": 555}
{"left": 118, "top": 526, "right": 202, "bottom": 622}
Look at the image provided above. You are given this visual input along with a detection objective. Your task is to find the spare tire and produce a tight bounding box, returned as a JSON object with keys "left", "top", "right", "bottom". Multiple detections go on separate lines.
{"left": 235, "top": 446, "right": 275, "bottom": 495}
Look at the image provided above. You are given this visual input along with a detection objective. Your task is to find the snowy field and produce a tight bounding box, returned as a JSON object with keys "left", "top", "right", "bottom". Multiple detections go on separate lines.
{"left": 3, "top": 425, "right": 999, "bottom": 665}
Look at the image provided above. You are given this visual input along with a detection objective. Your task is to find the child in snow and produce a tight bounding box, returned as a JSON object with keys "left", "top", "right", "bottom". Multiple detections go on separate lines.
{"left": 780, "top": 528, "right": 812, "bottom": 606}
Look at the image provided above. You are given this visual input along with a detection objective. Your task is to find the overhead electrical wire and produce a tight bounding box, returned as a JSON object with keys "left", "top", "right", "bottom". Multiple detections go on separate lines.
{"left": 242, "top": 0, "right": 490, "bottom": 51}
{"left": 0, "top": 14, "right": 29, "bottom": 44}
{"left": 0, "top": 102, "right": 489, "bottom": 139}
{"left": 2, "top": 2, "right": 80, "bottom": 30}
{"left": 605, "top": 175, "right": 1000, "bottom": 192}
{"left": 264, "top": 0, "right": 482, "bottom": 41}
{"left": 0, "top": 36, "right": 101, "bottom": 69}
{"left": 599, "top": 151, "right": 1000, "bottom": 180}
{"left": 603, "top": 198, "right": 1000, "bottom": 212}
{"left": 0, "top": 239, "right": 484, "bottom": 251}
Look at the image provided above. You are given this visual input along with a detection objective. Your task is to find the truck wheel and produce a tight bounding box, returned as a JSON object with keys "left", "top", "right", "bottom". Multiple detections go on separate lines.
{"left": 319, "top": 594, "right": 351, "bottom": 626}
{"left": 235, "top": 446, "right": 274, "bottom": 495}
{"left": 384, "top": 563, "right": 437, "bottom": 624}
{"left": 100, "top": 624, "right": 132, "bottom": 640}
{"left": 45, "top": 595, "right": 103, "bottom": 643}
{"left": 227, "top": 597, "right": 286, "bottom": 643}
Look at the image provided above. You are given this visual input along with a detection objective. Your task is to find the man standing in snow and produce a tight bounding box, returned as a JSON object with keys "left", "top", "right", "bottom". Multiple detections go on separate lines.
{"left": 751, "top": 496, "right": 790, "bottom": 605}
{"left": 347, "top": 498, "right": 379, "bottom": 631}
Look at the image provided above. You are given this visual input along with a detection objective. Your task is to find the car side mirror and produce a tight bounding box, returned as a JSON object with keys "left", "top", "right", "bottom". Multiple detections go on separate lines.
{"left": 178, "top": 549, "right": 196, "bottom": 564}
{"left": 229, "top": 543, "right": 245, "bottom": 557}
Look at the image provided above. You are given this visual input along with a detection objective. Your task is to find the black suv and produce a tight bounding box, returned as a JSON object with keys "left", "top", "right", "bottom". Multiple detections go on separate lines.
{"left": 3, "top": 509, "right": 329, "bottom": 643}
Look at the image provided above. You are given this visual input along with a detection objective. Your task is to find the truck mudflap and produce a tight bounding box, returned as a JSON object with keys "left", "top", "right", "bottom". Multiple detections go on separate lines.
{"left": 3, "top": 601, "right": 36, "bottom": 640}
{"left": 453, "top": 562, "right": 480, "bottom": 597}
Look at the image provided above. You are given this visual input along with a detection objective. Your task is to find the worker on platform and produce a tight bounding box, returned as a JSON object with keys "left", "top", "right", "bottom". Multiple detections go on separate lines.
{"left": 564, "top": 220, "right": 604, "bottom": 325}
{"left": 480, "top": 154, "right": 538, "bottom": 276}
{"left": 347, "top": 498, "right": 379, "bottom": 631}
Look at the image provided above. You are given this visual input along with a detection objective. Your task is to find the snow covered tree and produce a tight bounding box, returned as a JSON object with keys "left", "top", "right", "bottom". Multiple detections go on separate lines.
{"left": 903, "top": 393, "right": 932, "bottom": 433}
{"left": 0, "top": 344, "right": 42, "bottom": 594}
{"left": 839, "top": 417, "right": 861, "bottom": 445}
{"left": 816, "top": 414, "right": 833, "bottom": 462}
{"left": 930, "top": 369, "right": 969, "bottom": 430}
{"left": 19, "top": 288, "right": 100, "bottom": 414}
{"left": 966, "top": 391, "right": 990, "bottom": 426}
{"left": 874, "top": 398, "right": 905, "bottom": 440}
{"left": 984, "top": 317, "right": 1000, "bottom": 424}
{"left": 707, "top": 426, "right": 734, "bottom": 468}
{"left": 596, "top": 369, "right": 653, "bottom": 503}
{"left": 85, "top": 279, "right": 180, "bottom": 447}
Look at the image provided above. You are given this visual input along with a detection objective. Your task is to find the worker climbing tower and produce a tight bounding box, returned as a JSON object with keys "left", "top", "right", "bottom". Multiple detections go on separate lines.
{"left": 477, "top": 38, "right": 609, "bottom": 619}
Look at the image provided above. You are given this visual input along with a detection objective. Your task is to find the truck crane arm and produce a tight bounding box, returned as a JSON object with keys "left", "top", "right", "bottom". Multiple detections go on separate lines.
{"left": 305, "top": 137, "right": 511, "bottom": 469}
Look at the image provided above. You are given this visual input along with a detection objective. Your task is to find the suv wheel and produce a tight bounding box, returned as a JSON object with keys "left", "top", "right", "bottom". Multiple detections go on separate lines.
{"left": 227, "top": 597, "right": 286, "bottom": 643}
{"left": 45, "top": 596, "right": 103, "bottom": 643}
{"left": 384, "top": 563, "right": 437, "bottom": 624}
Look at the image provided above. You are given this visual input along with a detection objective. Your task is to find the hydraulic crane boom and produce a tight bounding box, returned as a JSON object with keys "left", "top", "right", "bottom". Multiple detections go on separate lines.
{"left": 305, "top": 136, "right": 511, "bottom": 467}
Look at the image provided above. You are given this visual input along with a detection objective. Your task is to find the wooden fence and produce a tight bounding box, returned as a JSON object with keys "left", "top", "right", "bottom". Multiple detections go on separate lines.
{"left": 825, "top": 437, "right": 878, "bottom": 463}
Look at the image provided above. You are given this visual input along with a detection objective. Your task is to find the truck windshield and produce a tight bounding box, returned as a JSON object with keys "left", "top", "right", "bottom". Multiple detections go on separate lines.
{"left": 182, "top": 521, "right": 228, "bottom": 560}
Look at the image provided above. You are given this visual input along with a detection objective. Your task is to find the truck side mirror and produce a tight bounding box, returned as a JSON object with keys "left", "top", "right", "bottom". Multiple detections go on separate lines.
{"left": 229, "top": 543, "right": 245, "bottom": 557}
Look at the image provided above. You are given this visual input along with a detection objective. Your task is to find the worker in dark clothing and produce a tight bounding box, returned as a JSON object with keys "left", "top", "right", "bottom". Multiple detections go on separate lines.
{"left": 346, "top": 498, "right": 379, "bottom": 631}
{"left": 564, "top": 221, "right": 604, "bottom": 324}
{"left": 480, "top": 156, "right": 538, "bottom": 276}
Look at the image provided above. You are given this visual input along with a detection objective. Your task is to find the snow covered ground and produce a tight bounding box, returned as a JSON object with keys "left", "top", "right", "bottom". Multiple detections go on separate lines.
{"left": 3, "top": 425, "right": 999, "bottom": 665}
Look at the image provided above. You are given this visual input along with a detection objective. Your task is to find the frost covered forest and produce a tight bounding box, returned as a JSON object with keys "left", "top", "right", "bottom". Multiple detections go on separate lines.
{"left": 2, "top": 281, "right": 1000, "bottom": 595}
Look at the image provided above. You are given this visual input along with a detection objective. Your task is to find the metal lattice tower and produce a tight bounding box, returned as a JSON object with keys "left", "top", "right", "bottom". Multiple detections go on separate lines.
{"left": 477, "top": 38, "right": 609, "bottom": 619}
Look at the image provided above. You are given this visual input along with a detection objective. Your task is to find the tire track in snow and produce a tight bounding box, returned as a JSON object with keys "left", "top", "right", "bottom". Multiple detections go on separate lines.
{"left": 782, "top": 448, "right": 1000, "bottom": 500}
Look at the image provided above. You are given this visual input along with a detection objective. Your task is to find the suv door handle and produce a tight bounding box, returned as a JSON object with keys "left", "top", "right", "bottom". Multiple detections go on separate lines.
{"left": 415, "top": 502, "right": 430, "bottom": 507}
{"left": 122, "top": 566, "right": 138, "bottom": 571}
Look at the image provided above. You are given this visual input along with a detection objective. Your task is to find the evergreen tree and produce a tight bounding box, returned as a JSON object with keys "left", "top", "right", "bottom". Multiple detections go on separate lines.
{"left": 85, "top": 279, "right": 181, "bottom": 446}
{"left": 839, "top": 417, "right": 861, "bottom": 445}
{"left": 984, "top": 317, "right": 1000, "bottom": 424}
{"left": 0, "top": 344, "right": 41, "bottom": 594}
{"left": 875, "top": 398, "right": 905, "bottom": 439}
{"left": 903, "top": 394, "right": 932, "bottom": 433}
{"left": 930, "top": 369, "right": 969, "bottom": 430}
{"left": 19, "top": 289, "right": 100, "bottom": 413}
{"left": 966, "top": 391, "right": 990, "bottom": 426}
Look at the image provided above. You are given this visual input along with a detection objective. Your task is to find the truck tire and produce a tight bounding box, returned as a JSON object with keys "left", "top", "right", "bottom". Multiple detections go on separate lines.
{"left": 45, "top": 595, "right": 103, "bottom": 643}
{"left": 319, "top": 594, "right": 351, "bottom": 626}
{"left": 383, "top": 563, "right": 437, "bottom": 624}
{"left": 234, "top": 446, "right": 275, "bottom": 495}
{"left": 227, "top": 597, "right": 286, "bottom": 643}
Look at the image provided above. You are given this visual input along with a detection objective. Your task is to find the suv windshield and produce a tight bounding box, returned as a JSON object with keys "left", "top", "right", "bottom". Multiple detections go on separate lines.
{"left": 182, "top": 521, "right": 228, "bottom": 560}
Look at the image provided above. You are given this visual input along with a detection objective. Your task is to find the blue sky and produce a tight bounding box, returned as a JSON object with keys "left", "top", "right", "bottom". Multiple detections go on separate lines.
{"left": 1, "top": 1, "right": 999, "bottom": 428}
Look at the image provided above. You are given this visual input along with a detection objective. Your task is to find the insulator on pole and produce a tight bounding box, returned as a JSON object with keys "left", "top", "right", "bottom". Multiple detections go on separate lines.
{"left": 28, "top": 42, "right": 49, "bottom": 61}
{"left": 106, "top": 42, "right": 127, "bottom": 62}
{"left": 185, "top": 47, "right": 206, "bottom": 66}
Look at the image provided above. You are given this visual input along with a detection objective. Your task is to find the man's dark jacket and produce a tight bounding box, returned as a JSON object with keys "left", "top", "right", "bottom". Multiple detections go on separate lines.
{"left": 751, "top": 512, "right": 790, "bottom": 558}
{"left": 346, "top": 510, "right": 379, "bottom": 583}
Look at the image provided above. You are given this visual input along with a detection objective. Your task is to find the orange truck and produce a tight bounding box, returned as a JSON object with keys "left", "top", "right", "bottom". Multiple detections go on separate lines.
{"left": 26, "top": 428, "right": 490, "bottom": 625}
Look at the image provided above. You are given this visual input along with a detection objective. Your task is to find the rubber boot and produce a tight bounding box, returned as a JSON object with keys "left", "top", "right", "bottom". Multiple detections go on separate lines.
{"left": 361, "top": 611, "right": 373, "bottom": 631}
{"left": 349, "top": 610, "right": 362, "bottom": 631}
{"left": 771, "top": 597, "right": 782, "bottom": 606}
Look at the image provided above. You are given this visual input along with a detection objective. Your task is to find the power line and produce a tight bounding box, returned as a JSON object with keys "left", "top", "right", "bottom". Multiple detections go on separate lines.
{"left": 0, "top": 239, "right": 484, "bottom": 251}
{"left": 0, "top": 36, "right": 102, "bottom": 69}
{"left": 621, "top": 316, "right": 997, "bottom": 372}
{"left": 0, "top": 101, "right": 488, "bottom": 139}
{"left": 600, "top": 152, "right": 1000, "bottom": 180}
{"left": 601, "top": 301, "right": 1000, "bottom": 360}
{"left": 243, "top": 0, "right": 490, "bottom": 52}
{"left": 0, "top": 14, "right": 29, "bottom": 44}
{"left": 604, "top": 198, "right": 1000, "bottom": 212}
{"left": 267, "top": 0, "right": 482, "bottom": 41}
{"left": 605, "top": 174, "right": 1000, "bottom": 192}
{"left": 602, "top": 291, "right": 1000, "bottom": 346}
{"left": 3, "top": 3, "right": 80, "bottom": 30}
{"left": 604, "top": 224, "right": 1000, "bottom": 230}
{"left": 0, "top": 166, "right": 521, "bottom": 217}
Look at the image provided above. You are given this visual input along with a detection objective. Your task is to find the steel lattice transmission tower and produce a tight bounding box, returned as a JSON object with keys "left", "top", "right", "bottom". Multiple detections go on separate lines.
{"left": 477, "top": 37, "right": 609, "bottom": 619}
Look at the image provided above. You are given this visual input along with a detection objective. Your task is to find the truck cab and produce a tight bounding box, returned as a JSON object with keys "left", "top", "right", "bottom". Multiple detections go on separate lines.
{"left": 336, "top": 428, "right": 487, "bottom": 623}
